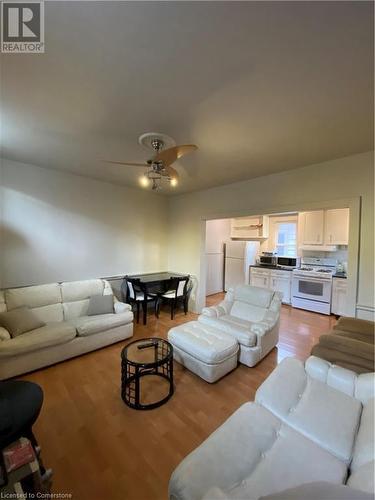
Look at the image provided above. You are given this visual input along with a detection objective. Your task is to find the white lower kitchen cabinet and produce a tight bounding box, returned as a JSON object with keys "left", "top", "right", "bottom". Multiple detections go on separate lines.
{"left": 331, "top": 278, "right": 348, "bottom": 316}
{"left": 249, "top": 267, "right": 270, "bottom": 289}
{"left": 249, "top": 267, "right": 292, "bottom": 304}
{"left": 270, "top": 270, "right": 292, "bottom": 304}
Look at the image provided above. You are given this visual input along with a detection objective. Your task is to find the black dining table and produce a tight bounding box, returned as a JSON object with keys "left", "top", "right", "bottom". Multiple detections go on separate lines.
{"left": 129, "top": 272, "right": 185, "bottom": 288}
{"left": 124, "top": 272, "right": 188, "bottom": 324}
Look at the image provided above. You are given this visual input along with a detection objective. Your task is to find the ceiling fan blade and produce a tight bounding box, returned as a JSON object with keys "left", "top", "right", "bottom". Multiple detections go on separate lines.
{"left": 154, "top": 144, "right": 197, "bottom": 167}
{"left": 104, "top": 160, "right": 148, "bottom": 167}
{"left": 165, "top": 165, "right": 179, "bottom": 179}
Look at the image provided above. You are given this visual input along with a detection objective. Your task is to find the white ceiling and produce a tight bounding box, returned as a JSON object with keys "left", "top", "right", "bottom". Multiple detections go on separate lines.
{"left": 1, "top": 1, "right": 373, "bottom": 195}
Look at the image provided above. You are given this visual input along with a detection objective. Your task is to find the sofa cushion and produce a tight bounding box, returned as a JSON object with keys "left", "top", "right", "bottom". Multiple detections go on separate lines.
{"left": 5, "top": 283, "right": 62, "bottom": 311}
{"left": 227, "top": 424, "right": 347, "bottom": 500}
{"left": 70, "top": 311, "right": 133, "bottom": 337}
{"left": 169, "top": 402, "right": 347, "bottom": 500}
{"left": 259, "top": 482, "right": 374, "bottom": 500}
{"left": 87, "top": 295, "right": 114, "bottom": 316}
{"left": 234, "top": 285, "right": 274, "bottom": 309}
{"left": 168, "top": 321, "right": 238, "bottom": 364}
{"left": 230, "top": 301, "right": 266, "bottom": 322}
{"left": 255, "top": 358, "right": 362, "bottom": 463}
{"left": 334, "top": 317, "right": 375, "bottom": 338}
{"left": 0, "top": 322, "right": 76, "bottom": 357}
{"left": 198, "top": 315, "right": 257, "bottom": 347}
{"left": 0, "top": 308, "right": 46, "bottom": 338}
{"left": 32, "top": 303, "right": 64, "bottom": 324}
{"left": 63, "top": 300, "right": 90, "bottom": 320}
{"left": 347, "top": 461, "right": 375, "bottom": 495}
{"left": 318, "top": 334, "right": 374, "bottom": 361}
{"left": 334, "top": 329, "right": 375, "bottom": 345}
{"left": 61, "top": 279, "right": 104, "bottom": 302}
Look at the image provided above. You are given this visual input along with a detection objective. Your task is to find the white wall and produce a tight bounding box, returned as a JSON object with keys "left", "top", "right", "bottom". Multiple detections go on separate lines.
{"left": 0, "top": 159, "right": 168, "bottom": 288}
{"left": 167, "top": 151, "right": 374, "bottom": 316}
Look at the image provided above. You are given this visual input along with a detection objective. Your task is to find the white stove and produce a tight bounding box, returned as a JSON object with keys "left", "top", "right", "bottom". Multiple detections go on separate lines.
{"left": 292, "top": 258, "right": 337, "bottom": 315}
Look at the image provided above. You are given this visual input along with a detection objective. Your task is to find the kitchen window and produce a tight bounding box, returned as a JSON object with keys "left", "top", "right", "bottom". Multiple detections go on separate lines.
{"left": 275, "top": 222, "right": 297, "bottom": 257}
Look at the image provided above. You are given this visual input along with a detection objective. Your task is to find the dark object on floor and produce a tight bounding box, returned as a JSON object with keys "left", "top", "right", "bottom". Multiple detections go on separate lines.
{"left": 121, "top": 337, "right": 174, "bottom": 410}
{"left": 0, "top": 381, "right": 43, "bottom": 450}
{"left": 311, "top": 317, "right": 375, "bottom": 373}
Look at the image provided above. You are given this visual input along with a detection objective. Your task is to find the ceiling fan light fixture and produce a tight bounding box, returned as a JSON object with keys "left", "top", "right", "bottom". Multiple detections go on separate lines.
{"left": 139, "top": 175, "right": 150, "bottom": 188}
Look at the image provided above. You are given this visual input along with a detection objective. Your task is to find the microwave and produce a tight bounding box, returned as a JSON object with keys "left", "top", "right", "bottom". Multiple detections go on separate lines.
{"left": 277, "top": 256, "right": 301, "bottom": 269}
{"left": 258, "top": 255, "right": 277, "bottom": 267}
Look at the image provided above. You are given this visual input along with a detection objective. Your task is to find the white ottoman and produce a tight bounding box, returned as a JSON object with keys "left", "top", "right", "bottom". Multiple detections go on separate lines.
{"left": 168, "top": 321, "right": 239, "bottom": 383}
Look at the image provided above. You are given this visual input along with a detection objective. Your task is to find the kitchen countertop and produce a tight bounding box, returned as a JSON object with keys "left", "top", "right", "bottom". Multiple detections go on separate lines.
{"left": 250, "top": 265, "right": 347, "bottom": 278}
{"left": 249, "top": 265, "right": 293, "bottom": 272}
{"left": 332, "top": 273, "right": 347, "bottom": 279}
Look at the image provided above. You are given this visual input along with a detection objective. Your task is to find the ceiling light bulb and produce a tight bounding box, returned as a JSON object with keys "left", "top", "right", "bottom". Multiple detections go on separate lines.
{"left": 139, "top": 176, "right": 149, "bottom": 188}
{"left": 170, "top": 178, "right": 178, "bottom": 187}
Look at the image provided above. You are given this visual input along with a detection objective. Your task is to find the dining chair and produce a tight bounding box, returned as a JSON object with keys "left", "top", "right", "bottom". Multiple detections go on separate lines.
{"left": 121, "top": 277, "right": 158, "bottom": 325}
{"left": 157, "top": 275, "right": 190, "bottom": 320}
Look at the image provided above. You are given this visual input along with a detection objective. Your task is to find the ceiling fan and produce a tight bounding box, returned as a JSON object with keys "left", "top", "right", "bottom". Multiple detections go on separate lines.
{"left": 105, "top": 132, "right": 198, "bottom": 190}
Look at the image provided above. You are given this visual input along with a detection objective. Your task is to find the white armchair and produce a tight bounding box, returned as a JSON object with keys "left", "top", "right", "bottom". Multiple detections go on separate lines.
{"left": 198, "top": 285, "right": 282, "bottom": 367}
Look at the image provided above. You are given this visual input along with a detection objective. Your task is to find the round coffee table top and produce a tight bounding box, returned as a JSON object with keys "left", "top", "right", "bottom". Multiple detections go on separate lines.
{"left": 121, "top": 337, "right": 172, "bottom": 367}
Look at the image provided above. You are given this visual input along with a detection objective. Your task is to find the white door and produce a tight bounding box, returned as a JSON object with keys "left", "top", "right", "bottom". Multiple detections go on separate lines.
{"left": 206, "top": 254, "right": 224, "bottom": 295}
{"left": 302, "top": 211, "right": 324, "bottom": 245}
{"left": 270, "top": 273, "right": 291, "bottom": 303}
{"left": 225, "top": 257, "right": 245, "bottom": 290}
{"left": 324, "top": 209, "right": 349, "bottom": 245}
{"left": 250, "top": 269, "right": 270, "bottom": 289}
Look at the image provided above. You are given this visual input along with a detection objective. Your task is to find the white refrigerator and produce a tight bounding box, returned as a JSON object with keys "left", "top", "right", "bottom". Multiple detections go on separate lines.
{"left": 224, "top": 241, "right": 260, "bottom": 291}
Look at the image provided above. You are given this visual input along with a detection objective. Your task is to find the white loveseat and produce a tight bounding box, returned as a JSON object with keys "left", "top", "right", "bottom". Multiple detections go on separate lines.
{"left": 169, "top": 356, "right": 375, "bottom": 500}
{"left": 198, "top": 285, "right": 282, "bottom": 367}
{"left": 0, "top": 279, "right": 133, "bottom": 379}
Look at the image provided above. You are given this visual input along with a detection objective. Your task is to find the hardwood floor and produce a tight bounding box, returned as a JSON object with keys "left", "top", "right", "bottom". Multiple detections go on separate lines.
{"left": 20, "top": 295, "right": 336, "bottom": 500}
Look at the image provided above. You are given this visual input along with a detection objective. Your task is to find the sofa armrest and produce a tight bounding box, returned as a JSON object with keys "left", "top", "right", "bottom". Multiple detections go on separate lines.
{"left": 201, "top": 301, "right": 233, "bottom": 318}
{"left": 305, "top": 356, "right": 375, "bottom": 404}
{"left": 250, "top": 308, "right": 280, "bottom": 337}
{"left": 114, "top": 300, "right": 132, "bottom": 314}
{"left": 0, "top": 327, "right": 10, "bottom": 342}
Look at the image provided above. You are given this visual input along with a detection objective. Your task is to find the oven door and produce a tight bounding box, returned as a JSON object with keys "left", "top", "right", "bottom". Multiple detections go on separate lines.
{"left": 292, "top": 276, "right": 332, "bottom": 303}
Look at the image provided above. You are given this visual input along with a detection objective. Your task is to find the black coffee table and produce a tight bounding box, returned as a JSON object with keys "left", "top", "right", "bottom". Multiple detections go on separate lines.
{"left": 121, "top": 338, "right": 174, "bottom": 410}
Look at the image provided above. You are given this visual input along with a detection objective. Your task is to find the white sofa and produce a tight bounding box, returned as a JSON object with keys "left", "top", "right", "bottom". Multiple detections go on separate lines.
{"left": 0, "top": 279, "right": 133, "bottom": 379}
{"left": 169, "top": 356, "right": 375, "bottom": 500}
{"left": 198, "top": 285, "right": 282, "bottom": 367}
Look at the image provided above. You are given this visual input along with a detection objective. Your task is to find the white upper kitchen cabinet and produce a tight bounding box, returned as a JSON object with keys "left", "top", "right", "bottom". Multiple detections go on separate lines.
{"left": 230, "top": 216, "right": 269, "bottom": 239}
{"left": 324, "top": 209, "right": 349, "bottom": 245}
{"left": 301, "top": 210, "right": 324, "bottom": 245}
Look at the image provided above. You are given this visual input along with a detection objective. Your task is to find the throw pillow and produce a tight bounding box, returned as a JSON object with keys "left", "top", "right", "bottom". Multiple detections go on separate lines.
{"left": 87, "top": 295, "right": 114, "bottom": 316}
{"left": 0, "top": 307, "right": 45, "bottom": 338}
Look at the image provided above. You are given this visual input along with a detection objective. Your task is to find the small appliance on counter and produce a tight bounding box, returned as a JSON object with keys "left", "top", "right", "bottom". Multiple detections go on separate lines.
{"left": 277, "top": 256, "right": 301, "bottom": 270}
{"left": 258, "top": 252, "right": 277, "bottom": 267}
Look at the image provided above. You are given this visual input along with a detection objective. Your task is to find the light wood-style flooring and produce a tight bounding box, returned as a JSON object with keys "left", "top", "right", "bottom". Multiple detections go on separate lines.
{"left": 20, "top": 294, "right": 336, "bottom": 500}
